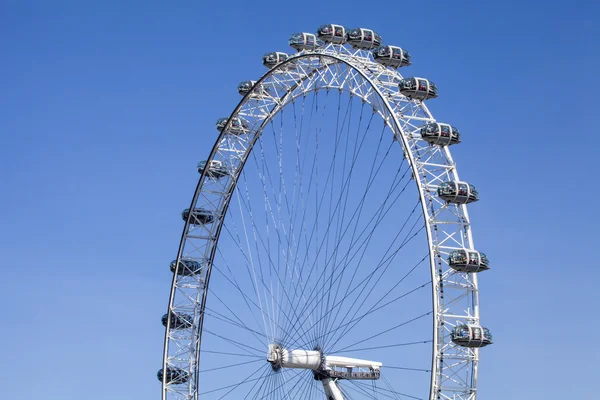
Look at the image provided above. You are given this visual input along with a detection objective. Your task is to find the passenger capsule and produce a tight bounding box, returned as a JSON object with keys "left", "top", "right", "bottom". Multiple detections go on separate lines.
{"left": 182, "top": 208, "right": 215, "bottom": 225}
{"left": 437, "top": 181, "right": 478, "bottom": 204}
{"left": 448, "top": 249, "right": 489, "bottom": 272}
{"left": 169, "top": 259, "right": 203, "bottom": 276}
{"left": 451, "top": 324, "right": 493, "bottom": 348}
{"left": 398, "top": 77, "right": 438, "bottom": 100}
{"left": 289, "top": 32, "right": 324, "bottom": 51}
{"left": 197, "top": 160, "right": 229, "bottom": 179}
{"left": 262, "top": 52, "right": 289, "bottom": 68}
{"left": 345, "top": 28, "right": 382, "bottom": 50}
{"left": 157, "top": 366, "right": 189, "bottom": 384}
{"left": 161, "top": 312, "right": 194, "bottom": 329}
{"left": 237, "top": 80, "right": 270, "bottom": 97}
{"left": 372, "top": 45, "right": 411, "bottom": 68}
{"left": 216, "top": 117, "right": 249, "bottom": 135}
{"left": 316, "top": 24, "right": 347, "bottom": 44}
{"left": 420, "top": 123, "right": 460, "bottom": 146}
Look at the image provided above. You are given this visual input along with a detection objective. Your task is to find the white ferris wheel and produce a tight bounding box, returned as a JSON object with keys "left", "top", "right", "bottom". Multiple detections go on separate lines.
{"left": 159, "top": 24, "right": 493, "bottom": 400}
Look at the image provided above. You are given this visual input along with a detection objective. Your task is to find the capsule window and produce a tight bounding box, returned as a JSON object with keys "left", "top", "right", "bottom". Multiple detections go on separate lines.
{"left": 480, "top": 253, "right": 489, "bottom": 265}
{"left": 468, "top": 252, "right": 479, "bottom": 264}
{"left": 441, "top": 125, "right": 450, "bottom": 137}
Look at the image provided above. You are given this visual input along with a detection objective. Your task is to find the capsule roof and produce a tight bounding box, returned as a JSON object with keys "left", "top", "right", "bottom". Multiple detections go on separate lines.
{"left": 399, "top": 77, "right": 438, "bottom": 101}
{"left": 289, "top": 32, "right": 324, "bottom": 51}
{"left": 316, "top": 24, "right": 347, "bottom": 44}
{"left": 345, "top": 28, "right": 382, "bottom": 50}
{"left": 372, "top": 45, "right": 411, "bottom": 68}
{"left": 420, "top": 123, "right": 460, "bottom": 146}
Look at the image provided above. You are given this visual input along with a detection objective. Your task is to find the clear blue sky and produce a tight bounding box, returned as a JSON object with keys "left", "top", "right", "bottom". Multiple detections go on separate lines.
{"left": 1, "top": 1, "right": 598, "bottom": 399}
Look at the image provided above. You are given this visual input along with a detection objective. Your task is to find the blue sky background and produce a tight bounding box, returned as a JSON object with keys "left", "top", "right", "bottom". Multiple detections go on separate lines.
{"left": 1, "top": 1, "right": 598, "bottom": 399}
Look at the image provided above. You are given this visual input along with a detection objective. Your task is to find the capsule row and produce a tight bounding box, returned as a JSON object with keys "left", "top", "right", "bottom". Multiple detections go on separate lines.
{"left": 214, "top": 115, "right": 459, "bottom": 148}
{"left": 157, "top": 260, "right": 199, "bottom": 383}
{"left": 262, "top": 45, "right": 410, "bottom": 69}
{"left": 263, "top": 52, "right": 440, "bottom": 101}
{"left": 291, "top": 30, "right": 410, "bottom": 68}
{"left": 268, "top": 24, "right": 411, "bottom": 69}
{"left": 288, "top": 26, "right": 382, "bottom": 50}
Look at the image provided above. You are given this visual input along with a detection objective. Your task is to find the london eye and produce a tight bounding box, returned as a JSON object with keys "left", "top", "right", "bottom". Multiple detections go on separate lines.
{"left": 159, "top": 24, "right": 493, "bottom": 400}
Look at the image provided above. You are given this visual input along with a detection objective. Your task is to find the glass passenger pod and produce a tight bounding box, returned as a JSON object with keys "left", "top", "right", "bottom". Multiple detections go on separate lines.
{"left": 215, "top": 116, "right": 249, "bottom": 135}
{"left": 398, "top": 77, "right": 438, "bottom": 100}
{"left": 345, "top": 28, "right": 382, "bottom": 50}
{"left": 447, "top": 249, "right": 489, "bottom": 272}
{"left": 437, "top": 181, "right": 479, "bottom": 204}
{"left": 237, "top": 80, "right": 270, "bottom": 97}
{"left": 161, "top": 312, "right": 194, "bottom": 330}
{"left": 451, "top": 324, "right": 493, "bottom": 348}
{"left": 262, "top": 52, "right": 289, "bottom": 69}
{"left": 289, "top": 32, "right": 324, "bottom": 51}
{"left": 197, "top": 160, "right": 229, "bottom": 179}
{"left": 237, "top": 80, "right": 255, "bottom": 96}
{"left": 316, "top": 24, "right": 347, "bottom": 44}
{"left": 372, "top": 45, "right": 411, "bottom": 68}
{"left": 169, "top": 258, "right": 203, "bottom": 276}
{"left": 157, "top": 366, "right": 189, "bottom": 384}
{"left": 182, "top": 208, "right": 215, "bottom": 225}
{"left": 420, "top": 123, "right": 460, "bottom": 146}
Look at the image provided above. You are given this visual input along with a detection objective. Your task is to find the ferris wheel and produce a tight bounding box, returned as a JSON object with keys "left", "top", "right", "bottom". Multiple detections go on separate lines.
{"left": 158, "top": 24, "right": 493, "bottom": 400}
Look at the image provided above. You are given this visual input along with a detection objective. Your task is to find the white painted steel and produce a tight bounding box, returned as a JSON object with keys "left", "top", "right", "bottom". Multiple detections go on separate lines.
{"left": 160, "top": 37, "right": 487, "bottom": 400}
{"left": 323, "top": 378, "right": 345, "bottom": 400}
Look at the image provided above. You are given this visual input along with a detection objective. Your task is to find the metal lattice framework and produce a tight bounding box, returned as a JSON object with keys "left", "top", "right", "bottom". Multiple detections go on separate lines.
{"left": 160, "top": 34, "right": 489, "bottom": 400}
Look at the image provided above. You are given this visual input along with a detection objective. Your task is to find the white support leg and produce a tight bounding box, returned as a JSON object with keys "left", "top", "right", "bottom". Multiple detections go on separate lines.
{"left": 322, "top": 377, "right": 344, "bottom": 400}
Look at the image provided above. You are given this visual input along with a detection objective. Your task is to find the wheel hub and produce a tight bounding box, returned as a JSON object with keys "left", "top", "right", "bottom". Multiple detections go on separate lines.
{"left": 266, "top": 343, "right": 382, "bottom": 380}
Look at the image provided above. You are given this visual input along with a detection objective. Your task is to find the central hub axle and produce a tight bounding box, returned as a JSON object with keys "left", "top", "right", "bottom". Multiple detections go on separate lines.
{"left": 267, "top": 344, "right": 322, "bottom": 371}
{"left": 267, "top": 344, "right": 383, "bottom": 400}
{"left": 267, "top": 343, "right": 382, "bottom": 379}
